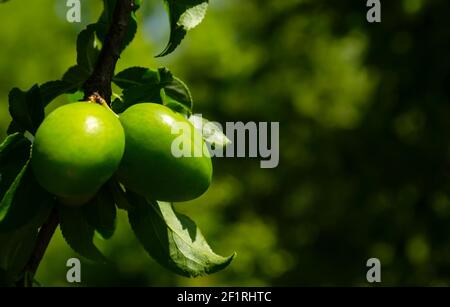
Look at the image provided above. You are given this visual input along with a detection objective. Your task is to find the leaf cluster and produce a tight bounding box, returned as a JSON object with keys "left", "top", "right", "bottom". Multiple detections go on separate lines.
{"left": 0, "top": 0, "right": 232, "bottom": 286}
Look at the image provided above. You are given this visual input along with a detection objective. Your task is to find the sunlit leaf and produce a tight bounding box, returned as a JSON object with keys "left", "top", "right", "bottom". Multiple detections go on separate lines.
{"left": 128, "top": 194, "right": 234, "bottom": 277}
{"left": 157, "top": 0, "right": 209, "bottom": 57}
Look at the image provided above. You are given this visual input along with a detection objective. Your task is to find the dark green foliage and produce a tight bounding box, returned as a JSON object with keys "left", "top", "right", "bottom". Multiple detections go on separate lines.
{"left": 96, "top": 0, "right": 138, "bottom": 53}
{"left": 8, "top": 85, "right": 44, "bottom": 134}
{"left": 59, "top": 205, "right": 106, "bottom": 263}
{"left": 83, "top": 185, "right": 117, "bottom": 240}
{"left": 0, "top": 0, "right": 231, "bottom": 285}
{"left": 76, "top": 25, "right": 100, "bottom": 74}
{"left": 112, "top": 67, "right": 193, "bottom": 114}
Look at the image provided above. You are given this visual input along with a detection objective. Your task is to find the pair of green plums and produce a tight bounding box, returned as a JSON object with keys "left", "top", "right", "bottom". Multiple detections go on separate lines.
{"left": 31, "top": 102, "right": 212, "bottom": 206}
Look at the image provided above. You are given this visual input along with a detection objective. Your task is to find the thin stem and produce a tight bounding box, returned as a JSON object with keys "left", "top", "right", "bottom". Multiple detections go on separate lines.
{"left": 17, "top": 207, "right": 59, "bottom": 287}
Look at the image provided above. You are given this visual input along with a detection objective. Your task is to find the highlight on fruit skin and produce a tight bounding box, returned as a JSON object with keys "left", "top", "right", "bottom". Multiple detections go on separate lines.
{"left": 31, "top": 102, "right": 125, "bottom": 206}
{"left": 118, "top": 103, "right": 213, "bottom": 202}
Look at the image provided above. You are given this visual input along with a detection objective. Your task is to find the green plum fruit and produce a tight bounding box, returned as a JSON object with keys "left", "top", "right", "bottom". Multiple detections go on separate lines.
{"left": 118, "top": 103, "right": 212, "bottom": 202}
{"left": 31, "top": 102, "right": 125, "bottom": 205}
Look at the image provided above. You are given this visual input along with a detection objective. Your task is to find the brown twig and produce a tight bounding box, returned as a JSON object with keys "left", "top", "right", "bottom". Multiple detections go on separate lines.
{"left": 16, "top": 207, "right": 59, "bottom": 287}
{"left": 83, "top": 0, "right": 135, "bottom": 104}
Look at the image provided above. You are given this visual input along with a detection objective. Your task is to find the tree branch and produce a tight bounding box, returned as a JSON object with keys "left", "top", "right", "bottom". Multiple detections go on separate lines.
{"left": 83, "top": 0, "right": 135, "bottom": 104}
{"left": 17, "top": 207, "right": 59, "bottom": 287}
{"left": 17, "top": 0, "right": 136, "bottom": 287}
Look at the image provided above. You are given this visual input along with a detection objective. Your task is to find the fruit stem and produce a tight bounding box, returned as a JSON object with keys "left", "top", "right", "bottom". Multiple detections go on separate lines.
{"left": 87, "top": 92, "right": 115, "bottom": 114}
{"left": 16, "top": 206, "right": 59, "bottom": 287}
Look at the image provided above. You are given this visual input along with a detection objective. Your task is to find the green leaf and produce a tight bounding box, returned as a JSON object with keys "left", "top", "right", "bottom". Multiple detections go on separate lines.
{"left": 77, "top": 25, "right": 100, "bottom": 74}
{"left": 62, "top": 65, "right": 90, "bottom": 88}
{"left": 40, "top": 80, "right": 78, "bottom": 106}
{"left": 67, "top": 90, "right": 84, "bottom": 103}
{"left": 96, "top": 0, "right": 139, "bottom": 53}
{"left": 0, "top": 162, "right": 28, "bottom": 224}
{"left": 8, "top": 85, "right": 44, "bottom": 134}
{"left": 95, "top": 0, "right": 115, "bottom": 43}
{"left": 59, "top": 205, "right": 106, "bottom": 262}
{"left": 0, "top": 225, "right": 39, "bottom": 281}
{"left": 6, "top": 121, "right": 23, "bottom": 135}
{"left": 159, "top": 69, "right": 193, "bottom": 115}
{"left": 0, "top": 163, "right": 54, "bottom": 232}
{"left": 113, "top": 84, "right": 162, "bottom": 113}
{"left": 0, "top": 197, "right": 51, "bottom": 282}
{"left": 111, "top": 67, "right": 161, "bottom": 113}
{"left": 0, "top": 268, "right": 14, "bottom": 287}
{"left": 0, "top": 133, "right": 28, "bottom": 159}
{"left": 0, "top": 133, "right": 31, "bottom": 201}
{"left": 113, "top": 67, "right": 159, "bottom": 89}
{"left": 157, "top": 0, "right": 209, "bottom": 57}
{"left": 110, "top": 98, "right": 123, "bottom": 113}
{"left": 189, "top": 115, "right": 231, "bottom": 148}
{"left": 128, "top": 194, "right": 234, "bottom": 277}
{"left": 112, "top": 67, "right": 193, "bottom": 114}
{"left": 83, "top": 185, "right": 116, "bottom": 240}
{"left": 108, "top": 180, "right": 131, "bottom": 210}
{"left": 0, "top": 133, "right": 53, "bottom": 233}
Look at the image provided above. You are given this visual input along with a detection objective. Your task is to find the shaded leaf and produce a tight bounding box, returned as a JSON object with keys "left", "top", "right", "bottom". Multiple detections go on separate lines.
{"left": 0, "top": 133, "right": 28, "bottom": 160}
{"left": 0, "top": 225, "right": 39, "bottom": 282}
{"left": 108, "top": 179, "right": 131, "bottom": 210}
{"left": 157, "top": 0, "right": 209, "bottom": 57}
{"left": 8, "top": 85, "right": 44, "bottom": 134}
{"left": 0, "top": 197, "right": 52, "bottom": 282}
{"left": 83, "top": 185, "right": 116, "bottom": 240}
{"left": 0, "top": 268, "right": 14, "bottom": 287}
{"left": 96, "top": 0, "right": 139, "bottom": 53}
{"left": 0, "top": 165, "right": 54, "bottom": 232}
{"left": 6, "top": 121, "right": 23, "bottom": 135}
{"left": 40, "top": 80, "right": 78, "bottom": 106}
{"left": 112, "top": 67, "right": 193, "bottom": 114}
{"left": 113, "top": 84, "right": 162, "bottom": 113}
{"left": 77, "top": 25, "right": 100, "bottom": 74}
{"left": 0, "top": 133, "right": 31, "bottom": 201}
{"left": 113, "top": 67, "right": 159, "bottom": 89}
{"left": 0, "top": 134, "right": 54, "bottom": 233}
{"left": 59, "top": 205, "right": 106, "bottom": 262}
{"left": 67, "top": 90, "right": 84, "bottom": 103}
{"left": 128, "top": 194, "right": 234, "bottom": 277}
{"left": 62, "top": 65, "right": 90, "bottom": 88}
{"left": 0, "top": 162, "right": 28, "bottom": 225}
{"left": 159, "top": 68, "right": 193, "bottom": 114}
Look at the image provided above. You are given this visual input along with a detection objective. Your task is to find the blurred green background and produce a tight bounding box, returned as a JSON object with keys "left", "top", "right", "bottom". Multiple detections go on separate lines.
{"left": 1, "top": 0, "right": 450, "bottom": 286}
